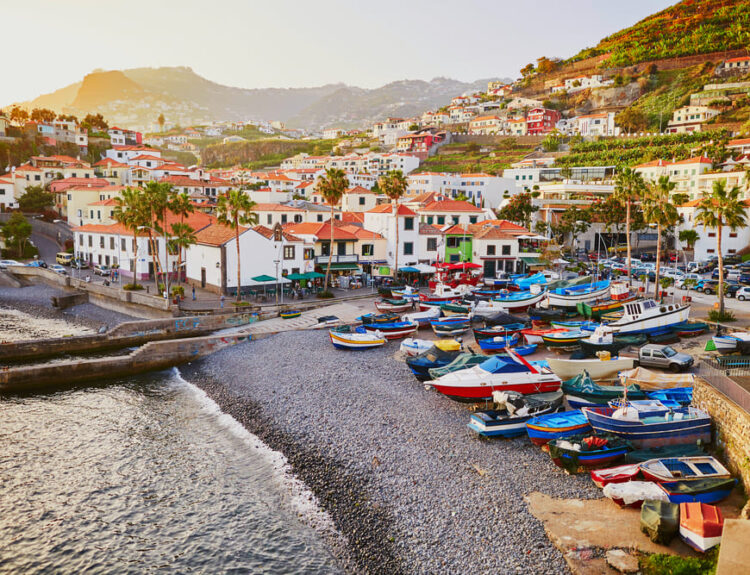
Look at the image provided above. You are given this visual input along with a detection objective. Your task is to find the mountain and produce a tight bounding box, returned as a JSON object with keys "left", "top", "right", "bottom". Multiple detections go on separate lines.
{"left": 9, "top": 66, "right": 510, "bottom": 132}
{"left": 570, "top": 0, "right": 750, "bottom": 67}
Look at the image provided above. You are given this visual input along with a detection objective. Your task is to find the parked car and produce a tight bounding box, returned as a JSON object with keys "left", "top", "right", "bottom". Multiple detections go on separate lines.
{"left": 725, "top": 281, "right": 741, "bottom": 297}
{"left": 637, "top": 344, "right": 694, "bottom": 373}
{"left": 736, "top": 287, "right": 750, "bottom": 301}
{"left": 26, "top": 260, "right": 48, "bottom": 268}
{"left": 639, "top": 253, "right": 655, "bottom": 262}
{"left": 93, "top": 264, "right": 111, "bottom": 277}
{"left": 693, "top": 279, "right": 719, "bottom": 293}
{"left": 0, "top": 259, "right": 21, "bottom": 270}
{"left": 56, "top": 252, "right": 74, "bottom": 265}
{"left": 50, "top": 264, "right": 68, "bottom": 275}
{"left": 675, "top": 273, "right": 702, "bottom": 289}
{"left": 739, "top": 273, "right": 750, "bottom": 285}
{"left": 73, "top": 259, "right": 89, "bottom": 269}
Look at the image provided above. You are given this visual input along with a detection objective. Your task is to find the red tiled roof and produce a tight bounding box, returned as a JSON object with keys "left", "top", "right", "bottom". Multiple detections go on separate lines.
{"left": 94, "top": 158, "right": 129, "bottom": 168}
{"left": 88, "top": 198, "right": 119, "bottom": 206}
{"left": 345, "top": 185, "right": 374, "bottom": 195}
{"left": 340, "top": 212, "right": 365, "bottom": 224}
{"left": 366, "top": 203, "right": 417, "bottom": 216}
{"left": 340, "top": 224, "right": 383, "bottom": 239}
{"left": 421, "top": 200, "right": 483, "bottom": 213}
{"left": 195, "top": 222, "right": 249, "bottom": 246}
{"left": 442, "top": 224, "right": 473, "bottom": 235}
{"left": 252, "top": 203, "right": 304, "bottom": 212}
{"left": 672, "top": 156, "right": 712, "bottom": 165}
{"left": 634, "top": 159, "right": 670, "bottom": 169}
{"left": 284, "top": 222, "right": 358, "bottom": 240}
{"left": 75, "top": 209, "right": 213, "bottom": 235}
{"left": 419, "top": 223, "right": 444, "bottom": 235}
{"left": 728, "top": 138, "right": 750, "bottom": 147}
{"left": 253, "top": 225, "right": 303, "bottom": 242}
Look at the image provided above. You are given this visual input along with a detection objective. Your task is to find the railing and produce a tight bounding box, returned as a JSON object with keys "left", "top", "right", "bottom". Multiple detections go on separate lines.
{"left": 314, "top": 254, "right": 359, "bottom": 265}
{"left": 697, "top": 358, "right": 750, "bottom": 413}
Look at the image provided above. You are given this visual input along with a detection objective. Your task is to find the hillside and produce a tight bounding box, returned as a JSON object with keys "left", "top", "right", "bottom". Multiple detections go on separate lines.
{"left": 9, "top": 66, "right": 510, "bottom": 132}
{"left": 570, "top": 0, "right": 750, "bottom": 67}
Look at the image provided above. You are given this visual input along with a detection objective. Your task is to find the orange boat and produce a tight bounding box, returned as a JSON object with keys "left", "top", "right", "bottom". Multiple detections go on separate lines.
{"left": 679, "top": 502, "right": 724, "bottom": 552}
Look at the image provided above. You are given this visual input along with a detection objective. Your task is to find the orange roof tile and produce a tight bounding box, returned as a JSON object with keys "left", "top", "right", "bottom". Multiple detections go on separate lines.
{"left": 672, "top": 156, "right": 712, "bottom": 165}
{"left": 252, "top": 203, "right": 304, "bottom": 212}
{"left": 443, "top": 224, "right": 473, "bottom": 235}
{"left": 366, "top": 203, "right": 417, "bottom": 216}
{"left": 284, "top": 222, "right": 358, "bottom": 240}
{"left": 421, "top": 200, "right": 483, "bottom": 213}
{"left": 195, "top": 222, "right": 249, "bottom": 246}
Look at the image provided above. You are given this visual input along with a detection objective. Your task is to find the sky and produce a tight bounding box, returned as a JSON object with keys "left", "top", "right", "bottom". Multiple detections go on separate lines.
{"left": 3, "top": 0, "right": 676, "bottom": 105}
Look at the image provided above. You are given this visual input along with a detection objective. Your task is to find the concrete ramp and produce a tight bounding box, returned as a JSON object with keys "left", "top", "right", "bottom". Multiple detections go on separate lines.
{"left": 223, "top": 302, "right": 370, "bottom": 336}
{"left": 716, "top": 519, "right": 750, "bottom": 574}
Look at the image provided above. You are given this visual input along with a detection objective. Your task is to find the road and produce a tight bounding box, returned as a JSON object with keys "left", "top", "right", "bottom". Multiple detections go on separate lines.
{"left": 30, "top": 230, "right": 59, "bottom": 263}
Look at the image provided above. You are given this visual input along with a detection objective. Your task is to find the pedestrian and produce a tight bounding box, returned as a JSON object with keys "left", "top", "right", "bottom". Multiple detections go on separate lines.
{"left": 220, "top": 294, "right": 225, "bottom": 309}
{"left": 192, "top": 286, "right": 196, "bottom": 301}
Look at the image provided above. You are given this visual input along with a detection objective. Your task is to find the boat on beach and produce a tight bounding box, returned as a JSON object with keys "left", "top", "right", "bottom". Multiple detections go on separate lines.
{"left": 608, "top": 299, "right": 690, "bottom": 335}
{"left": 467, "top": 390, "right": 563, "bottom": 438}
{"left": 576, "top": 282, "right": 634, "bottom": 319}
{"left": 640, "top": 500, "right": 680, "bottom": 544}
{"left": 427, "top": 353, "right": 488, "bottom": 379}
{"left": 560, "top": 370, "right": 645, "bottom": 408}
{"left": 639, "top": 456, "right": 731, "bottom": 483}
{"left": 547, "top": 433, "right": 632, "bottom": 471}
{"left": 406, "top": 345, "right": 465, "bottom": 381}
{"left": 359, "top": 312, "right": 400, "bottom": 325}
{"left": 440, "top": 302, "right": 473, "bottom": 316}
{"left": 473, "top": 323, "right": 526, "bottom": 340}
{"left": 431, "top": 316, "right": 472, "bottom": 336}
{"left": 547, "top": 280, "right": 610, "bottom": 309}
{"left": 363, "top": 321, "right": 418, "bottom": 340}
{"left": 579, "top": 326, "right": 647, "bottom": 357}
{"left": 525, "top": 410, "right": 592, "bottom": 446}
{"left": 402, "top": 305, "right": 441, "bottom": 327}
{"left": 679, "top": 502, "right": 724, "bottom": 552}
{"left": 646, "top": 387, "right": 693, "bottom": 406}
{"left": 521, "top": 327, "right": 567, "bottom": 344}
{"left": 541, "top": 329, "right": 586, "bottom": 352}
{"left": 374, "top": 298, "right": 411, "bottom": 313}
{"left": 476, "top": 333, "right": 520, "bottom": 353}
{"left": 475, "top": 289, "right": 547, "bottom": 314}
{"left": 400, "top": 338, "right": 452, "bottom": 357}
{"left": 712, "top": 331, "right": 750, "bottom": 352}
{"left": 280, "top": 310, "right": 302, "bottom": 319}
{"left": 664, "top": 478, "right": 737, "bottom": 505}
{"left": 669, "top": 321, "right": 708, "bottom": 337}
{"left": 329, "top": 327, "right": 387, "bottom": 350}
{"left": 590, "top": 463, "right": 643, "bottom": 488}
{"left": 549, "top": 357, "right": 635, "bottom": 382}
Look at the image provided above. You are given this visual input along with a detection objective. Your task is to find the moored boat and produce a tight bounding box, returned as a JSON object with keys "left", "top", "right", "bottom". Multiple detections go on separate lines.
{"left": 624, "top": 444, "right": 705, "bottom": 464}
{"left": 525, "top": 410, "right": 592, "bottom": 446}
{"left": 363, "top": 321, "right": 418, "bottom": 340}
{"left": 402, "top": 305, "right": 441, "bottom": 327}
{"left": 579, "top": 325, "right": 647, "bottom": 358}
{"left": 577, "top": 285, "right": 637, "bottom": 319}
{"left": 467, "top": 390, "right": 563, "bottom": 438}
{"left": 590, "top": 463, "right": 642, "bottom": 488}
{"left": 473, "top": 323, "right": 526, "bottom": 340}
{"left": 547, "top": 433, "right": 632, "bottom": 472}
{"left": 550, "top": 320, "right": 600, "bottom": 331}
{"left": 374, "top": 298, "right": 411, "bottom": 313}
{"left": 679, "top": 502, "right": 724, "bottom": 552}
{"left": 359, "top": 312, "right": 400, "bottom": 325}
{"left": 549, "top": 357, "right": 636, "bottom": 383}
{"left": 521, "top": 327, "right": 567, "bottom": 344}
{"left": 406, "top": 345, "right": 465, "bottom": 381}
{"left": 329, "top": 327, "right": 387, "bottom": 350}
{"left": 547, "top": 280, "right": 610, "bottom": 309}
{"left": 280, "top": 310, "right": 302, "bottom": 319}
{"left": 541, "top": 329, "right": 586, "bottom": 352}
{"left": 640, "top": 456, "right": 731, "bottom": 483}
{"left": 561, "top": 370, "right": 645, "bottom": 409}
{"left": 669, "top": 321, "right": 708, "bottom": 337}
{"left": 608, "top": 299, "right": 690, "bottom": 335}
{"left": 663, "top": 478, "right": 737, "bottom": 505}
{"left": 640, "top": 500, "right": 680, "bottom": 544}
{"left": 475, "top": 288, "right": 547, "bottom": 314}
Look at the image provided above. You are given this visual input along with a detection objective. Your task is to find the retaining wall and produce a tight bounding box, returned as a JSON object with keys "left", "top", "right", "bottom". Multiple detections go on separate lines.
{"left": 0, "top": 312, "right": 258, "bottom": 362}
{"left": 693, "top": 378, "right": 750, "bottom": 496}
{"left": 0, "top": 333, "right": 250, "bottom": 393}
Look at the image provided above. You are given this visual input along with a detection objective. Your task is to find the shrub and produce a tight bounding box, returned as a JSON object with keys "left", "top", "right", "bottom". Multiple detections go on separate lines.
{"left": 232, "top": 301, "right": 251, "bottom": 307}
{"left": 171, "top": 285, "right": 185, "bottom": 297}
{"left": 709, "top": 309, "right": 736, "bottom": 322}
{"left": 317, "top": 290, "right": 334, "bottom": 299}
{"left": 123, "top": 283, "right": 144, "bottom": 291}
{"left": 641, "top": 549, "right": 718, "bottom": 575}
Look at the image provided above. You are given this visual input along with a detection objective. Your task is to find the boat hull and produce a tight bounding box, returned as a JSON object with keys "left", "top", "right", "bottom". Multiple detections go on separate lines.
{"left": 525, "top": 411, "right": 592, "bottom": 446}
{"left": 363, "top": 323, "right": 418, "bottom": 340}
{"left": 549, "top": 357, "right": 635, "bottom": 381}
{"left": 432, "top": 379, "right": 561, "bottom": 403}
{"left": 610, "top": 304, "right": 691, "bottom": 335}
{"left": 548, "top": 285, "right": 610, "bottom": 309}
{"left": 329, "top": 331, "right": 386, "bottom": 350}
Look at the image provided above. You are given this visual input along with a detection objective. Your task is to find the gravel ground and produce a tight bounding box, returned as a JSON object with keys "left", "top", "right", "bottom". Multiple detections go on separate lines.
{"left": 181, "top": 330, "right": 602, "bottom": 575}
{"left": 0, "top": 285, "right": 137, "bottom": 329}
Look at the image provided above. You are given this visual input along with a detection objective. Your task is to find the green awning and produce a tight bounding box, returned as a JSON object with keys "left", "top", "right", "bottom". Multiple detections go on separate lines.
{"left": 329, "top": 263, "right": 361, "bottom": 271}
{"left": 303, "top": 271, "right": 326, "bottom": 279}
{"left": 285, "top": 273, "right": 307, "bottom": 280}
{"left": 520, "top": 257, "right": 544, "bottom": 266}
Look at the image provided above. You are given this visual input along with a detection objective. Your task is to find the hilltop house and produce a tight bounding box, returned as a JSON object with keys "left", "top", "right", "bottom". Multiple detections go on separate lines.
{"left": 665, "top": 105, "right": 720, "bottom": 134}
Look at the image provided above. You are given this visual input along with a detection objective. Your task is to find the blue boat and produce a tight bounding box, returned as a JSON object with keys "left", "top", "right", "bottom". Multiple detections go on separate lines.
{"left": 647, "top": 388, "right": 693, "bottom": 406}
{"left": 659, "top": 478, "right": 737, "bottom": 505}
{"left": 406, "top": 346, "right": 465, "bottom": 381}
{"left": 493, "top": 344, "right": 538, "bottom": 357}
{"left": 515, "top": 272, "right": 547, "bottom": 290}
{"left": 430, "top": 316, "right": 471, "bottom": 327}
{"left": 468, "top": 391, "right": 564, "bottom": 438}
{"left": 547, "top": 280, "right": 611, "bottom": 309}
{"left": 473, "top": 323, "right": 526, "bottom": 340}
{"left": 525, "top": 410, "right": 592, "bottom": 446}
{"left": 548, "top": 433, "right": 632, "bottom": 471}
{"left": 550, "top": 320, "right": 600, "bottom": 332}
{"left": 477, "top": 333, "right": 520, "bottom": 352}
{"left": 581, "top": 406, "right": 711, "bottom": 448}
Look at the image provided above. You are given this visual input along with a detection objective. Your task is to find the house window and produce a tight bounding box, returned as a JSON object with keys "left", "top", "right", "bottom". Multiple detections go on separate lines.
{"left": 267, "top": 215, "right": 272, "bottom": 224}
{"left": 121, "top": 238, "right": 126, "bottom": 251}
{"left": 317, "top": 214, "right": 323, "bottom": 222}
{"left": 404, "top": 217, "right": 414, "bottom": 230}
{"left": 730, "top": 232, "right": 738, "bottom": 238}
{"left": 729, "top": 249, "right": 737, "bottom": 254}
{"left": 452, "top": 216, "right": 459, "bottom": 224}
{"left": 707, "top": 249, "right": 715, "bottom": 253}
{"left": 294, "top": 215, "right": 302, "bottom": 223}
{"left": 437, "top": 216, "right": 445, "bottom": 225}
{"left": 281, "top": 214, "right": 288, "bottom": 224}
{"left": 469, "top": 216, "right": 478, "bottom": 224}
{"left": 337, "top": 242, "right": 346, "bottom": 255}
{"left": 88, "top": 235, "right": 93, "bottom": 247}
{"left": 404, "top": 242, "right": 414, "bottom": 255}
{"left": 487, "top": 245, "right": 496, "bottom": 256}
{"left": 427, "top": 238, "right": 437, "bottom": 251}
{"left": 708, "top": 232, "right": 716, "bottom": 237}
{"left": 427, "top": 216, "right": 434, "bottom": 225}
{"left": 446, "top": 237, "right": 459, "bottom": 248}
{"left": 283, "top": 246, "right": 295, "bottom": 260}
{"left": 110, "top": 237, "right": 115, "bottom": 249}
{"left": 502, "top": 245, "right": 511, "bottom": 255}
{"left": 304, "top": 248, "right": 314, "bottom": 260}
{"left": 361, "top": 244, "right": 374, "bottom": 256}
{"left": 359, "top": 197, "right": 365, "bottom": 206}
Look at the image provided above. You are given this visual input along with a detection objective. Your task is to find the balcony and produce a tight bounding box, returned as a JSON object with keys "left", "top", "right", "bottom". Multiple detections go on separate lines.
{"left": 315, "top": 254, "right": 359, "bottom": 265}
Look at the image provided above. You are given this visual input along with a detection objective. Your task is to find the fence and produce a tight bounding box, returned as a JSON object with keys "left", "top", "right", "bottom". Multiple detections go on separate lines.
{"left": 697, "top": 358, "right": 750, "bottom": 414}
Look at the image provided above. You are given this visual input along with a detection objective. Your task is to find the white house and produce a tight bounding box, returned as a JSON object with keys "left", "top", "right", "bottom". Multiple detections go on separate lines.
{"left": 576, "top": 112, "right": 619, "bottom": 137}
{"left": 677, "top": 199, "right": 750, "bottom": 261}
{"left": 363, "top": 203, "right": 421, "bottom": 271}
{"left": 0, "top": 173, "right": 17, "bottom": 209}
{"left": 666, "top": 106, "right": 720, "bottom": 134}
{"left": 417, "top": 199, "right": 488, "bottom": 227}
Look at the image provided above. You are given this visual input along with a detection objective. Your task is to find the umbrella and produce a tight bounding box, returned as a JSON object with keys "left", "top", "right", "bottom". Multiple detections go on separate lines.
{"left": 304, "top": 271, "right": 326, "bottom": 279}
{"left": 251, "top": 274, "right": 277, "bottom": 282}
{"left": 285, "top": 273, "right": 307, "bottom": 281}
{"left": 415, "top": 263, "right": 436, "bottom": 274}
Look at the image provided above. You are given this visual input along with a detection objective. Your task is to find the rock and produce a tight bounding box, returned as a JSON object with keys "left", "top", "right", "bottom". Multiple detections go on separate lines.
{"left": 606, "top": 549, "right": 640, "bottom": 574}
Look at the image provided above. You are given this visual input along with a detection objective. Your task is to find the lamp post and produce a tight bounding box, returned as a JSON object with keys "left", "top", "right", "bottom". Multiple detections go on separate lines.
{"left": 274, "top": 258, "right": 280, "bottom": 304}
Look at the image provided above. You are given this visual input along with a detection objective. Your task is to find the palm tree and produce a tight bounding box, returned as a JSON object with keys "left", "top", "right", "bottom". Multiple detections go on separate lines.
{"left": 316, "top": 168, "right": 349, "bottom": 292}
{"left": 379, "top": 170, "right": 409, "bottom": 281}
{"left": 169, "top": 191, "right": 194, "bottom": 282}
{"left": 643, "top": 176, "right": 679, "bottom": 298}
{"left": 112, "top": 187, "right": 147, "bottom": 286}
{"left": 168, "top": 222, "right": 196, "bottom": 285}
{"left": 216, "top": 189, "right": 258, "bottom": 301}
{"left": 695, "top": 180, "right": 747, "bottom": 316}
{"left": 678, "top": 229, "right": 699, "bottom": 252}
{"left": 613, "top": 167, "right": 647, "bottom": 284}
{"left": 142, "top": 181, "right": 170, "bottom": 285}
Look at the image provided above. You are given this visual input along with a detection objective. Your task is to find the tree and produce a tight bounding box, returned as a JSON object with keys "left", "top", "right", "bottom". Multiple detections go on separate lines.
{"left": 113, "top": 187, "right": 148, "bottom": 286}
{"left": 643, "top": 176, "right": 679, "bottom": 297}
{"left": 613, "top": 167, "right": 647, "bottom": 285}
{"left": 536, "top": 56, "right": 559, "bottom": 74}
{"left": 82, "top": 113, "right": 108, "bottom": 132}
{"left": 317, "top": 168, "right": 349, "bottom": 292}
{"left": 679, "top": 229, "right": 699, "bottom": 251}
{"left": 380, "top": 170, "right": 409, "bottom": 279}
{"left": 216, "top": 189, "right": 257, "bottom": 301}
{"left": 142, "top": 181, "right": 171, "bottom": 285}
{"left": 542, "top": 132, "right": 561, "bottom": 152}
{"left": 558, "top": 205, "right": 591, "bottom": 247}
{"left": 615, "top": 108, "right": 648, "bottom": 133}
{"left": 497, "top": 192, "right": 538, "bottom": 230}
{"left": 169, "top": 192, "right": 195, "bottom": 282}
{"left": 695, "top": 180, "right": 747, "bottom": 317}
{"left": 9, "top": 106, "right": 28, "bottom": 124}
{"left": 1, "top": 212, "right": 32, "bottom": 257}
{"left": 533, "top": 221, "right": 549, "bottom": 237}
{"left": 30, "top": 108, "right": 56, "bottom": 123}
{"left": 168, "top": 222, "right": 196, "bottom": 285}
{"left": 17, "top": 185, "right": 54, "bottom": 213}
{"left": 520, "top": 63, "right": 536, "bottom": 77}
{"left": 158, "top": 114, "right": 166, "bottom": 132}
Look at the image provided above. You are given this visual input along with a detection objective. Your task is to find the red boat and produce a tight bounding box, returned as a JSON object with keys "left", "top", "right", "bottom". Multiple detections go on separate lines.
{"left": 680, "top": 502, "right": 724, "bottom": 552}
{"left": 590, "top": 463, "right": 641, "bottom": 489}
{"left": 428, "top": 263, "right": 482, "bottom": 291}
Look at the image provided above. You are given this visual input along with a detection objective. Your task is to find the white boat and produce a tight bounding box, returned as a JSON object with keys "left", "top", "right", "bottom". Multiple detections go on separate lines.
{"left": 391, "top": 286, "right": 420, "bottom": 301}
{"left": 547, "top": 356, "right": 635, "bottom": 381}
{"left": 399, "top": 338, "right": 434, "bottom": 356}
{"left": 547, "top": 280, "right": 610, "bottom": 309}
{"left": 329, "top": 328, "right": 386, "bottom": 350}
{"left": 403, "top": 305, "right": 441, "bottom": 326}
{"left": 711, "top": 332, "right": 750, "bottom": 351}
{"left": 432, "top": 283, "right": 475, "bottom": 298}
{"left": 475, "top": 288, "right": 547, "bottom": 315}
{"left": 608, "top": 299, "right": 690, "bottom": 335}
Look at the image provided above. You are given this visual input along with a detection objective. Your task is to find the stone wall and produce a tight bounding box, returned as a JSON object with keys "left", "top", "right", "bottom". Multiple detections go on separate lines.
{"left": 693, "top": 378, "right": 750, "bottom": 496}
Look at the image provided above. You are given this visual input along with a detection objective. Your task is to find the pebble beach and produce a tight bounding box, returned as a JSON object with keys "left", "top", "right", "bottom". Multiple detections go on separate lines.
{"left": 181, "top": 329, "right": 603, "bottom": 574}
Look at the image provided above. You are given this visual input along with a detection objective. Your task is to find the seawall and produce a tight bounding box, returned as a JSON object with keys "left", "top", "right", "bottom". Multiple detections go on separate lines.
{"left": 0, "top": 333, "right": 251, "bottom": 393}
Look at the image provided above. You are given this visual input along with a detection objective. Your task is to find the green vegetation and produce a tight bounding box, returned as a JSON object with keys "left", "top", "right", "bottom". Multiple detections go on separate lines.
{"left": 162, "top": 150, "right": 198, "bottom": 167}
{"left": 202, "top": 138, "right": 340, "bottom": 169}
{"left": 556, "top": 130, "right": 727, "bottom": 168}
{"left": 122, "top": 283, "right": 145, "bottom": 291}
{"left": 1, "top": 212, "right": 33, "bottom": 258}
{"left": 570, "top": 0, "right": 750, "bottom": 67}
{"left": 17, "top": 185, "right": 54, "bottom": 213}
{"left": 640, "top": 549, "right": 718, "bottom": 575}
{"left": 417, "top": 139, "right": 537, "bottom": 175}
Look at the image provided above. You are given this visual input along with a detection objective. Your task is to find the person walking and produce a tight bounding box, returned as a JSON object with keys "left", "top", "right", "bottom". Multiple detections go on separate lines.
{"left": 220, "top": 294, "right": 225, "bottom": 309}
{"left": 192, "top": 286, "right": 196, "bottom": 301}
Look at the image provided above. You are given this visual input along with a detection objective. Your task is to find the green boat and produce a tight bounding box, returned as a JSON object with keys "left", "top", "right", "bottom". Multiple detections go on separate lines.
{"left": 541, "top": 329, "right": 585, "bottom": 351}
{"left": 427, "top": 353, "right": 485, "bottom": 379}
{"left": 562, "top": 371, "right": 646, "bottom": 408}
{"left": 440, "top": 303, "right": 472, "bottom": 316}
{"left": 577, "top": 296, "right": 637, "bottom": 320}
{"left": 640, "top": 501, "right": 680, "bottom": 544}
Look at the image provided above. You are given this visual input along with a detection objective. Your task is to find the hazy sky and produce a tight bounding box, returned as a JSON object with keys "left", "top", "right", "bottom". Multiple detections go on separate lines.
{"left": 4, "top": 0, "right": 675, "bottom": 105}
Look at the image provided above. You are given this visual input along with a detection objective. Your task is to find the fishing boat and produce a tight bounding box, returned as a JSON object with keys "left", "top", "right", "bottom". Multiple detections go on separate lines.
{"left": 475, "top": 289, "right": 547, "bottom": 314}
{"left": 547, "top": 280, "right": 610, "bottom": 309}
{"left": 402, "top": 305, "right": 441, "bottom": 327}
{"left": 547, "top": 433, "right": 632, "bottom": 471}
{"left": 363, "top": 321, "right": 418, "bottom": 340}
{"left": 476, "top": 333, "right": 520, "bottom": 353}
{"left": 491, "top": 344, "right": 538, "bottom": 357}
{"left": 669, "top": 321, "right": 709, "bottom": 337}
{"left": 624, "top": 444, "right": 705, "bottom": 464}
{"left": 528, "top": 307, "right": 575, "bottom": 323}
{"left": 590, "top": 463, "right": 642, "bottom": 488}
{"left": 639, "top": 456, "right": 731, "bottom": 483}
{"left": 640, "top": 500, "right": 680, "bottom": 545}
{"left": 427, "top": 353, "right": 488, "bottom": 380}
{"left": 541, "top": 330, "right": 586, "bottom": 352}
{"left": 428, "top": 351, "right": 562, "bottom": 402}
{"left": 582, "top": 405, "right": 711, "bottom": 448}
{"left": 406, "top": 345, "right": 465, "bottom": 381}
{"left": 417, "top": 299, "right": 446, "bottom": 312}
{"left": 359, "top": 312, "right": 400, "bottom": 325}
{"left": 391, "top": 286, "right": 420, "bottom": 301}
{"left": 550, "top": 320, "right": 600, "bottom": 331}
{"left": 374, "top": 298, "right": 411, "bottom": 313}
{"left": 663, "top": 478, "right": 737, "bottom": 505}
{"left": 561, "top": 371, "right": 646, "bottom": 409}
{"left": 550, "top": 357, "right": 635, "bottom": 382}
{"left": 521, "top": 327, "right": 567, "bottom": 344}
{"left": 620, "top": 367, "right": 695, "bottom": 390}
{"left": 473, "top": 323, "right": 526, "bottom": 340}
{"left": 467, "top": 390, "right": 563, "bottom": 438}
{"left": 431, "top": 316, "right": 471, "bottom": 336}
{"left": 679, "top": 502, "right": 724, "bottom": 552}
{"left": 603, "top": 480, "right": 669, "bottom": 508}
{"left": 646, "top": 387, "right": 693, "bottom": 406}
{"left": 280, "top": 310, "right": 302, "bottom": 319}
{"left": 312, "top": 315, "right": 340, "bottom": 329}
{"left": 608, "top": 299, "right": 690, "bottom": 335}
{"left": 712, "top": 331, "right": 750, "bottom": 352}
{"left": 576, "top": 282, "right": 633, "bottom": 318}
{"left": 400, "top": 338, "right": 436, "bottom": 357}
{"left": 716, "top": 355, "right": 750, "bottom": 367}
{"left": 525, "top": 410, "right": 592, "bottom": 446}
{"left": 514, "top": 272, "right": 547, "bottom": 290}
{"left": 579, "top": 326, "right": 647, "bottom": 358}
{"left": 482, "top": 311, "right": 529, "bottom": 327}
{"left": 329, "top": 326, "right": 387, "bottom": 350}
{"left": 600, "top": 310, "right": 624, "bottom": 323}
{"left": 440, "top": 302, "right": 474, "bottom": 316}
